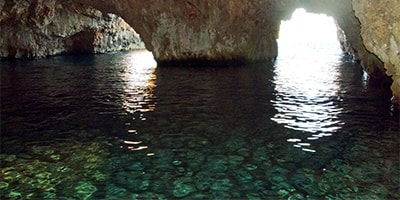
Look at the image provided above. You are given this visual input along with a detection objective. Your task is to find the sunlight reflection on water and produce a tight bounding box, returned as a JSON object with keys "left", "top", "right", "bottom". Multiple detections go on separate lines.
{"left": 271, "top": 8, "right": 344, "bottom": 152}
{"left": 120, "top": 50, "right": 157, "bottom": 115}
{"left": 119, "top": 50, "right": 157, "bottom": 152}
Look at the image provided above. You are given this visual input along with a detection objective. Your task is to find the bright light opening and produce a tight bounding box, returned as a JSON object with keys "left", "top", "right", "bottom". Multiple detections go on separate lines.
{"left": 121, "top": 50, "right": 157, "bottom": 115}
{"left": 278, "top": 8, "right": 340, "bottom": 49}
{"left": 119, "top": 50, "right": 157, "bottom": 153}
{"left": 271, "top": 8, "right": 344, "bottom": 153}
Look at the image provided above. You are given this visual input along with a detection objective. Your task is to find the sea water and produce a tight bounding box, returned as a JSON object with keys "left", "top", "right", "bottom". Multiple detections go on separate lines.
{"left": 1, "top": 9, "right": 399, "bottom": 198}
{"left": 1, "top": 48, "right": 398, "bottom": 199}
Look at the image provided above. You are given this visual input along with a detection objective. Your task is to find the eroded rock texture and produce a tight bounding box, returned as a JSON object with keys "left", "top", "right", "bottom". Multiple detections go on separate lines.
{"left": 0, "top": 0, "right": 144, "bottom": 59}
{"left": 74, "top": 0, "right": 388, "bottom": 72}
{"left": 75, "top": 0, "right": 285, "bottom": 65}
{"left": 352, "top": 0, "right": 400, "bottom": 106}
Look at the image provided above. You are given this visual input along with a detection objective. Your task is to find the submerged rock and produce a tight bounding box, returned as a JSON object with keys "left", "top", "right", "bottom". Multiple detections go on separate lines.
{"left": 74, "top": 181, "right": 97, "bottom": 200}
{"left": 233, "top": 169, "right": 253, "bottom": 184}
{"left": 172, "top": 177, "right": 196, "bottom": 197}
{"left": 194, "top": 171, "right": 216, "bottom": 191}
{"left": 0, "top": 133, "right": 112, "bottom": 199}
{"left": 172, "top": 183, "right": 196, "bottom": 198}
{"left": 210, "top": 178, "right": 233, "bottom": 191}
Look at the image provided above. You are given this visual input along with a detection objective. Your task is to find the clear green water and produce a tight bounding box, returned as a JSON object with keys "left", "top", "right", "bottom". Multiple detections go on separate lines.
{"left": 1, "top": 49, "right": 399, "bottom": 199}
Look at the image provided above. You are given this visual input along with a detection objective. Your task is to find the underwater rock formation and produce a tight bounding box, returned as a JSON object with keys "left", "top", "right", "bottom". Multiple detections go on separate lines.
{"left": 0, "top": 0, "right": 145, "bottom": 59}
{"left": 0, "top": 130, "right": 112, "bottom": 199}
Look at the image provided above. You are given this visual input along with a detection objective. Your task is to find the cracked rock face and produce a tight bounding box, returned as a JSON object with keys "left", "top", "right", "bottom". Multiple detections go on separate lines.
{"left": 352, "top": 0, "right": 400, "bottom": 106}
{"left": 0, "top": 0, "right": 144, "bottom": 59}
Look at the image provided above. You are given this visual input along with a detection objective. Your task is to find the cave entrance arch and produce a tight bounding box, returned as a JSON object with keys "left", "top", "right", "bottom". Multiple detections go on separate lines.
{"left": 271, "top": 8, "right": 345, "bottom": 136}
{"left": 277, "top": 8, "right": 341, "bottom": 64}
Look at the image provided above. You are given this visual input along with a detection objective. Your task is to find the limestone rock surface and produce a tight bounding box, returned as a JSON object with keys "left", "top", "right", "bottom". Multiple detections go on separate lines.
{"left": 352, "top": 0, "right": 400, "bottom": 106}
{"left": 74, "top": 0, "right": 387, "bottom": 75}
{"left": 0, "top": 0, "right": 144, "bottom": 59}
{"left": 74, "top": 0, "right": 289, "bottom": 65}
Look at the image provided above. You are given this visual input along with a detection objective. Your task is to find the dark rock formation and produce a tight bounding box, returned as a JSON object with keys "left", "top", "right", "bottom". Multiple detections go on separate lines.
{"left": 0, "top": 0, "right": 145, "bottom": 59}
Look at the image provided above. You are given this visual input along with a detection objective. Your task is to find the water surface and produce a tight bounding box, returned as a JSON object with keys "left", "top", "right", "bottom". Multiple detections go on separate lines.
{"left": 1, "top": 10, "right": 399, "bottom": 197}
{"left": 1, "top": 48, "right": 398, "bottom": 199}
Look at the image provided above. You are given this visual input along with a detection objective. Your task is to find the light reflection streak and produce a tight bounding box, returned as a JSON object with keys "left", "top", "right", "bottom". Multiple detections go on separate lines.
{"left": 272, "top": 8, "right": 344, "bottom": 152}
{"left": 119, "top": 50, "right": 157, "bottom": 154}
{"left": 128, "top": 146, "right": 148, "bottom": 151}
{"left": 124, "top": 140, "right": 143, "bottom": 145}
{"left": 121, "top": 50, "right": 157, "bottom": 114}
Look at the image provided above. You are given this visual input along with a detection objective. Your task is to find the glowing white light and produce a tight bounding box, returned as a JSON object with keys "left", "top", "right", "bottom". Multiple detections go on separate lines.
{"left": 120, "top": 50, "right": 158, "bottom": 114}
{"left": 272, "top": 8, "right": 344, "bottom": 152}
{"left": 279, "top": 8, "right": 339, "bottom": 46}
{"left": 123, "top": 140, "right": 143, "bottom": 145}
{"left": 119, "top": 50, "right": 157, "bottom": 153}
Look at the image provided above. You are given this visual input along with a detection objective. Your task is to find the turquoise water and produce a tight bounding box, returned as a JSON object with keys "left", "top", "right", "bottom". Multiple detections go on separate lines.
{"left": 1, "top": 48, "right": 399, "bottom": 199}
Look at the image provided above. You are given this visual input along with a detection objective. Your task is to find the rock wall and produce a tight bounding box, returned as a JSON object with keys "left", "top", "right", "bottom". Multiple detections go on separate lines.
{"left": 73, "top": 0, "right": 387, "bottom": 73}
{"left": 352, "top": 0, "right": 400, "bottom": 106}
{"left": 0, "top": 0, "right": 145, "bottom": 59}
{"left": 74, "top": 0, "right": 288, "bottom": 65}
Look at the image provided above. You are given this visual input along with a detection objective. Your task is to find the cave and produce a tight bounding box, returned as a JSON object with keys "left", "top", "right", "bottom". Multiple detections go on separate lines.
{"left": 1, "top": 0, "right": 398, "bottom": 106}
{"left": 1, "top": 1, "right": 399, "bottom": 199}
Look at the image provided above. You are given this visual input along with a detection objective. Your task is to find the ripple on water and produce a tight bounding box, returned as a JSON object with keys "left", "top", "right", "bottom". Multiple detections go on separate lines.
{"left": 1, "top": 48, "right": 398, "bottom": 199}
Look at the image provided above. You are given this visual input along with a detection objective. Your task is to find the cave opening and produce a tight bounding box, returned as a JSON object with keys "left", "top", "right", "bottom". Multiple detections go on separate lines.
{"left": 271, "top": 8, "right": 346, "bottom": 134}
{"left": 277, "top": 8, "right": 342, "bottom": 64}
